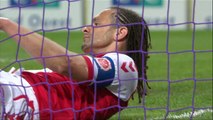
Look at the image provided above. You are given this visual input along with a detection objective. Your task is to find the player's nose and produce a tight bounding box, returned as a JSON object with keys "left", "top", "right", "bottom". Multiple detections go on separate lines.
{"left": 82, "top": 26, "right": 91, "bottom": 33}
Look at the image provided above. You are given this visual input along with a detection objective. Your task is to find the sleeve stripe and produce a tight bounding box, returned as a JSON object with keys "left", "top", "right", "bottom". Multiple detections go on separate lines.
{"left": 83, "top": 56, "right": 94, "bottom": 80}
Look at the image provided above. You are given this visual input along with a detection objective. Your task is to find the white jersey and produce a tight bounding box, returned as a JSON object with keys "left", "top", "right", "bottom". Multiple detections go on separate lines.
{"left": 0, "top": 71, "right": 39, "bottom": 119}
{"left": 83, "top": 53, "right": 138, "bottom": 101}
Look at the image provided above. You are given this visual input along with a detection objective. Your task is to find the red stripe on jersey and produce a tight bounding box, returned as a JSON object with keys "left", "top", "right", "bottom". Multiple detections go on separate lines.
{"left": 83, "top": 56, "right": 94, "bottom": 80}
{"left": 13, "top": 95, "right": 28, "bottom": 101}
{"left": 121, "top": 62, "right": 128, "bottom": 72}
{"left": 129, "top": 61, "right": 136, "bottom": 72}
{"left": 10, "top": 95, "right": 34, "bottom": 120}
{"left": 13, "top": 95, "right": 34, "bottom": 111}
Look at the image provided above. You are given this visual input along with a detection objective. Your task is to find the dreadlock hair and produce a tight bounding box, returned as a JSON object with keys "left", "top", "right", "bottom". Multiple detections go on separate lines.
{"left": 110, "top": 7, "right": 152, "bottom": 103}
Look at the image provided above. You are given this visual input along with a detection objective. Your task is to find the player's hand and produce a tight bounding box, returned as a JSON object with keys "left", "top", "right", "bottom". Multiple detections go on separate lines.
{"left": 0, "top": 17, "right": 9, "bottom": 30}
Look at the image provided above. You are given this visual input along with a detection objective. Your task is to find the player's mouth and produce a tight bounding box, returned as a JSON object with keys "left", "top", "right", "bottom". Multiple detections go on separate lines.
{"left": 83, "top": 34, "right": 90, "bottom": 41}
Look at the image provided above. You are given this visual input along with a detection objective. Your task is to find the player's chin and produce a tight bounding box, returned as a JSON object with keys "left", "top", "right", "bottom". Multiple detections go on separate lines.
{"left": 81, "top": 45, "right": 90, "bottom": 53}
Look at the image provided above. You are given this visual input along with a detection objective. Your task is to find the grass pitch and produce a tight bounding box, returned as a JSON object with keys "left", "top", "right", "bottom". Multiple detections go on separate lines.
{"left": 0, "top": 30, "right": 212, "bottom": 120}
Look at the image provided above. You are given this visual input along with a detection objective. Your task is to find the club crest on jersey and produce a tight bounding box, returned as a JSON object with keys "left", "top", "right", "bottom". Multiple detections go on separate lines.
{"left": 97, "top": 58, "right": 111, "bottom": 71}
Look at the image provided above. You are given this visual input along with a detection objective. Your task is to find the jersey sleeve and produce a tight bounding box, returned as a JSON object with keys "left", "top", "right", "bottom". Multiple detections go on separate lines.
{"left": 104, "top": 53, "right": 138, "bottom": 101}
{"left": 83, "top": 53, "right": 138, "bottom": 101}
{"left": 83, "top": 55, "right": 115, "bottom": 87}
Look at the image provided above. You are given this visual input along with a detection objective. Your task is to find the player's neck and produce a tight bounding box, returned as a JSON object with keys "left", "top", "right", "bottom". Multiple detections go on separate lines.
{"left": 94, "top": 43, "right": 126, "bottom": 54}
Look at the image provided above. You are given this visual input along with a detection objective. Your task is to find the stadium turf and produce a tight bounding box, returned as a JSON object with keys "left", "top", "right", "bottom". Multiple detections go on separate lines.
{"left": 0, "top": 30, "right": 212, "bottom": 119}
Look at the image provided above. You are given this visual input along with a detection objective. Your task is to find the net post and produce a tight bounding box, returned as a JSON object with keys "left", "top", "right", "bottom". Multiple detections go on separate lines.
{"left": 81, "top": 0, "right": 87, "bottom": 26}
{"left": 186, "top": 0, "right": 192, "bottom": 30}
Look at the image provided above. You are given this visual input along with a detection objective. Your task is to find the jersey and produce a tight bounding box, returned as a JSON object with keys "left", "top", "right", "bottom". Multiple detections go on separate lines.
{"left": 21, "top": 72, "right": 128, "bottom": 120}
{"left": 83, "top": 53, "right": 138, "bottom": 101}
{"left": 0, "top": 71, "right": 39, "bottom": 120}
{"left": 1, "top": 53, "right": 138, "bottom": 119}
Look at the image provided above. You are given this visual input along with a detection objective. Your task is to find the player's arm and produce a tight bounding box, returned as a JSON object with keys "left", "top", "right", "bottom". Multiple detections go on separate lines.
{"left": 0, "top": 17, "right": 88, "bottom": 81}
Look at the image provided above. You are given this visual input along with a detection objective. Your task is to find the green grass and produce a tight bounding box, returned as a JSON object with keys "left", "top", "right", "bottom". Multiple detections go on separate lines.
{"left": 0, "top": 30, "right": 212, "bottom": 120}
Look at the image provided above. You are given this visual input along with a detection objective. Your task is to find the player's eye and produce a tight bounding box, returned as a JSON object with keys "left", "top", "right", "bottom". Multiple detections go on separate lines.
{"left": 93, "top": 23, "right": 99, "bottom": 26}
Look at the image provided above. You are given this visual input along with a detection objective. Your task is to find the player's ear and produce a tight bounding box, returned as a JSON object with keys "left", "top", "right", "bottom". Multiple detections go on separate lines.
{"left": 113, "top": 26, "right": 128, "bottom": 41}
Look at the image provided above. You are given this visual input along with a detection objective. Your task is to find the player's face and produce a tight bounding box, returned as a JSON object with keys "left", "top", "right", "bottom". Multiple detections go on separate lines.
{"left": 81, "top": 9, "right": 116, "bottom": 53}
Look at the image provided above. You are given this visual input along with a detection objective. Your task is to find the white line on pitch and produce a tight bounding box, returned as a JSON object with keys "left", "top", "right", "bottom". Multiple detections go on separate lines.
{"left": 152, "top": 109, "right": 213, "bottom": 120}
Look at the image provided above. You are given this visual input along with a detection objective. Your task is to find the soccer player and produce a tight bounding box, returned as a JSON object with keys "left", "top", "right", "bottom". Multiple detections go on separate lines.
{"left": 0, "top": 7, "right": 151, "bottom": 119}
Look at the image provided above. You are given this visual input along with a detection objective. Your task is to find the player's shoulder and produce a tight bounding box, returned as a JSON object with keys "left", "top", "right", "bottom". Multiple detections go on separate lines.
{"left": 103, "top": 52, "right": 133, "bottom": 62}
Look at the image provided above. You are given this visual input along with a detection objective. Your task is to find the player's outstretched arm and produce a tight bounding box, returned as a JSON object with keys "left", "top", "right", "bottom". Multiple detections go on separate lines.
{"left": 0, "top": 17, "right": 88, "bottom": 81}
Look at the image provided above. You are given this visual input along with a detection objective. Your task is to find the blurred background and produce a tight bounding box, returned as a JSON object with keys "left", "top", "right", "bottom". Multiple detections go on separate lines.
{"left": 0, "top": 0, "right": 212, "bottom": 30}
